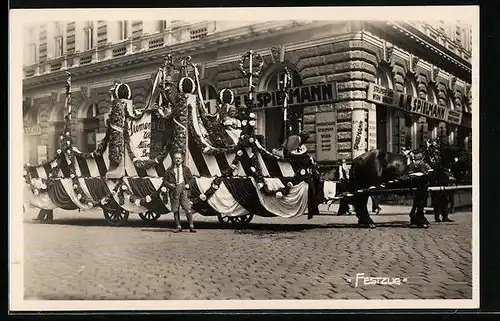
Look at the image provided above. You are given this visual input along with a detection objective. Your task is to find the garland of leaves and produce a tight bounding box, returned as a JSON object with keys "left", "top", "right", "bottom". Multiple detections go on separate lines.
{"left": 238, "top": 51, "right": 264, "bottom": 78}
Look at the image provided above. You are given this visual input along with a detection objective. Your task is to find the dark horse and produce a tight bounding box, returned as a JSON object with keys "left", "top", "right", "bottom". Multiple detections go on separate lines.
{"left": 347, "top": 140, "right": 441, "bottom": 228}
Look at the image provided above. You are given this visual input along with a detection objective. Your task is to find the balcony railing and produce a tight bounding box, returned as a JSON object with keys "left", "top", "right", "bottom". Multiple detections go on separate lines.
{"left": 22, "top": 21, "right": 220, "bottom": 78}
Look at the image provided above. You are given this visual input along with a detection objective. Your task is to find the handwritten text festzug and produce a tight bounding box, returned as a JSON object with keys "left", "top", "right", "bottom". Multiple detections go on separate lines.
{"left": 353, "top": 273, "right": 406, "bottom": 287}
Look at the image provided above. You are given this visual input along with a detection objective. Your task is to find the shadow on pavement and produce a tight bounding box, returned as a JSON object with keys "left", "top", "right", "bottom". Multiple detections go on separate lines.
{"left": 23, "top": 216, "right": 453, "bottom": 231}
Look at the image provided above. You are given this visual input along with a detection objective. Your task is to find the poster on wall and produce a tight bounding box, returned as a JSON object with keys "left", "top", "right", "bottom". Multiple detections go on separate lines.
{"left": 37, "top": 145, "right": 47, "bottom": 163}
{"left": 315, "top": 111, "right": 337, "bottom": 162}
{"left": 367, "top": 104, "right": 377, "bottom": 151}
{"left": 352, "top": 109, "right": 367, "bottom": 158}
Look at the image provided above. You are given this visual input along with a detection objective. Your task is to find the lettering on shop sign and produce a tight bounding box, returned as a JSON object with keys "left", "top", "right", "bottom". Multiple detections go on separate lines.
{"left": 315, "top": 111, "right": 337, "bottom": 162}
{"left": 367, "top": 83, "right": 463, "bottom": 125}
{"left": 235, "top": 82, "right": 337, "bottom": 110}
{"left": 128, "top": 113, "right": 152, "bottom": 158}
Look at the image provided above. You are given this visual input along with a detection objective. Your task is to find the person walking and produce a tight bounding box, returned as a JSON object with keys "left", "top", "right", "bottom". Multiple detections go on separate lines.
{"left": 166, "top": 152, "right": 196, "bottom": 233}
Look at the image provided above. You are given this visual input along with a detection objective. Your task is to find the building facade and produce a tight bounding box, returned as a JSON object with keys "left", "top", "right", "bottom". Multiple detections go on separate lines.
{"left": 22, "top": 20, "right": 473, "bottom": 169}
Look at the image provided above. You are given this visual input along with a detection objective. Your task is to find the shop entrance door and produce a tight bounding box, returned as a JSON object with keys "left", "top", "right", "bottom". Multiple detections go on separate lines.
{"left": 376, "top": 105, "right": 387, "bottom": 151}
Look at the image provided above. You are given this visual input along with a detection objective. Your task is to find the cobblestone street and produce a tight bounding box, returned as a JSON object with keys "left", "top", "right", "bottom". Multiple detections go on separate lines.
{"left": 22, "top": 205, "right": 473, "bottom": 300}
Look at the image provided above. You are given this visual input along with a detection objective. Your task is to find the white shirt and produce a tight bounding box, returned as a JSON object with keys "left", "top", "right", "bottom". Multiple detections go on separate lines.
{"left": 174, "top": 165, "right": 184, "bottom": 184}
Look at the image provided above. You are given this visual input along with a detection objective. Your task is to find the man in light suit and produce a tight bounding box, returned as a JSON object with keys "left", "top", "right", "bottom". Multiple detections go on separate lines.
{"left": 166, "top": 152, "right": 196, "bottom": 233}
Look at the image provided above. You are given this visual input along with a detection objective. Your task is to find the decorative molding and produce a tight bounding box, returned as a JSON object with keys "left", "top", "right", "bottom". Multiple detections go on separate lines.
{"left": 384, "top": 41, "right": 394, "bottom": 64}
{"left": 124, "top": 72, "right": 155, "bottom": 83}
{"left": 90, "top": 80, "right": 116, "bottom": 89}
{"left": 430, "top": 66, "right": 440, "bottom": 84}
{"left": 448, "top": 76, "right": 457, "bottom": 90}
{"left": 270, "top": 46, "right": 281, "bottom": 64}
{"left": 410, "top": 54, "right": 420, "bottom": 74}
{"left": 32, "top": 92, "right": 53, "bottom": 100}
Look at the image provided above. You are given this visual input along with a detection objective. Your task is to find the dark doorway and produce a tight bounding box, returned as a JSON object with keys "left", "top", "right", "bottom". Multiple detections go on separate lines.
{"left": 376, "top": 106, "right": 387, "bottom": 151}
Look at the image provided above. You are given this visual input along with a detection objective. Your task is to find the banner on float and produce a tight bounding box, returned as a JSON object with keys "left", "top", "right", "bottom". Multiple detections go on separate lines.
{"left": 128, "top": 113, "right": 152, "bottom": 159}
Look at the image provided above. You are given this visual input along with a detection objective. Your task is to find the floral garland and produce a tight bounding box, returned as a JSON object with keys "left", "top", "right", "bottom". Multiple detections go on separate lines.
{"left": 238, "top": 51, "right": 264, "bottom": 78}
{"left": 107, "top": 99, "right": 125, "bottom": 167}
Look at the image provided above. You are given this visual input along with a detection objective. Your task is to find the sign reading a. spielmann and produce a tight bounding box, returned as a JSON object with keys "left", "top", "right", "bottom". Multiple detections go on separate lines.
{"left": 235, "top": 82, "right": 337, "bottom": 110}
{"left": 315, "top": 111, "right": 338, "bottom": 162}
{"left": 366, "top": 83, "right": 462, "bottom": 125}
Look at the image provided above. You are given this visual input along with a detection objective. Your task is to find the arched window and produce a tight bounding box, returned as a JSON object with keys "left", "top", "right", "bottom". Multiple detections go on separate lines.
{"left": 374, "top": 66, "right": 394, "bottom": 151}
{"left": 80, "top": 103, "right": 100, "bottom": 153}
{"left": 375, "top": 67, "right": 394, "bottom": 89}
{"left": 200, "top": 84, "right": 218, "bottom": 114}
{"left": 427, "top": 85, "right": 439, "bottom": 140}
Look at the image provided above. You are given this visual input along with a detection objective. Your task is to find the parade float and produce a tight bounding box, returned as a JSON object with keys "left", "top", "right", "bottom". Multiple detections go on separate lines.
{"left": 23, "top": 49, "right": 472, "bottom": 227}
{"left": 23, "top": 51, "right": 326, "bottom": 226}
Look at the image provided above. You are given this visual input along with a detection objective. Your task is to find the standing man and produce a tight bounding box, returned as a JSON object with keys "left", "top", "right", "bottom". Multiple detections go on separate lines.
{"left": 166, "top": 152, "right": 196, "bottom": 233}
{"left": 337, "top": 159, "right": 352, "bottom": 216}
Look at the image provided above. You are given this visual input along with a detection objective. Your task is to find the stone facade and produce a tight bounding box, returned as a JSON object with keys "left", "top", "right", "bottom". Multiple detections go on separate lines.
{"left": 23, "top": 21, "right": 472, "bottom": 166}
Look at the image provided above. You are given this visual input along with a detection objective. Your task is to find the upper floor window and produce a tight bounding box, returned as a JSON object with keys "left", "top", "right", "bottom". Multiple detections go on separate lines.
{"left": 28, "top": 44, "right": 37, "bottom": 64}
{"left": 54, "top": 22, "right": 64, "bottom": 57}
{"left": 84, "top": 21, "right": 94, "bottom": 50}
{"left": 158, "top": 20, "right": 168, "bottom": 32}
{"left": 118, "top": 21, "right": 129, "bottom": 40}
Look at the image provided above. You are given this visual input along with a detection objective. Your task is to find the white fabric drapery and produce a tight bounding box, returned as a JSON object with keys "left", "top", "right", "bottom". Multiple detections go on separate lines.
{"left": 23, "top": 183, "right": 58, "bottom": 210}
{"left": 195, "top": 177, "right": 249, "bottom": 217}
{"left": 251, "top": 178, "right": 309, "bottom": 218}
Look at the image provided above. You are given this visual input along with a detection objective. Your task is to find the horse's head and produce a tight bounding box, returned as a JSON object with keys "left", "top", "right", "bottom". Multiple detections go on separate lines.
{"left": 423, "top": 139, "right": 442, "bottom": 168}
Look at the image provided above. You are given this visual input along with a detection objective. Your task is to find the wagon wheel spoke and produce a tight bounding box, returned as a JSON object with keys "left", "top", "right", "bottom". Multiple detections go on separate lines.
{"left": 104, "top": 209, "right": 129, "bottom": 226}
{"left": 217, "top": 214, "right": 232, "bottom": 224}
{"left": 139, "top": 211, "right": 161, "bottom": 223}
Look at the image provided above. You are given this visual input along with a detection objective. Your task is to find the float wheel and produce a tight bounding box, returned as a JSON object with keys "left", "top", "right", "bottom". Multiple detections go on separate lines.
{"left": 217, "top": 214, "right": 232, "bottom": 224}
{"left": 103, "top": 208, "right": 130, "bottom": 226}
{"left": 217, "top": 213, "right": 254, "bottom": 225}
{"left": 139, "top": 211, "right": 161, "bottom": 223}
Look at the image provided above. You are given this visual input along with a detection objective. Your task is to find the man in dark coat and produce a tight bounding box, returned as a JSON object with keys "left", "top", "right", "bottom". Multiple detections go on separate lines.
{"left": 165, "top": 152, "right": 196, "bottom": 232}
